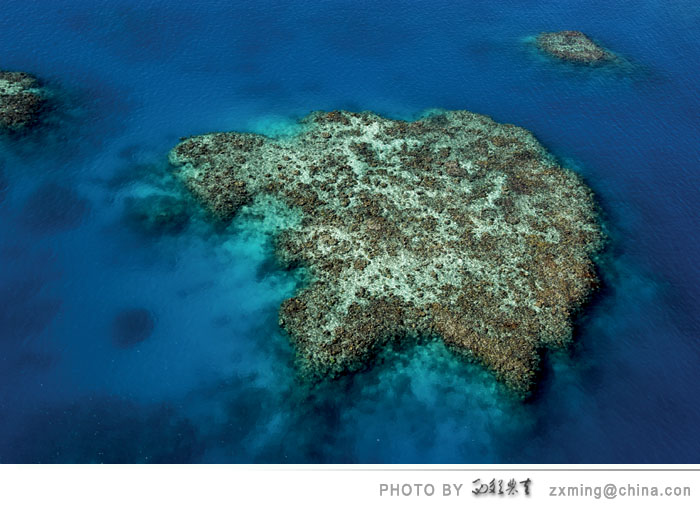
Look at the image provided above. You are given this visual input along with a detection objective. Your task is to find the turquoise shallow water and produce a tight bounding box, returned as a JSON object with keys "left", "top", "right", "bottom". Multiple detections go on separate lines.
{"left": 0, "top": 0, "right": 698, "bottom": 463}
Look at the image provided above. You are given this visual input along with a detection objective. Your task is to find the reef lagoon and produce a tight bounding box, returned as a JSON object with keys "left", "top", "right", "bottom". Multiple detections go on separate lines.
{"left": 0, "top": 0, "right": 699, "bottom": 463}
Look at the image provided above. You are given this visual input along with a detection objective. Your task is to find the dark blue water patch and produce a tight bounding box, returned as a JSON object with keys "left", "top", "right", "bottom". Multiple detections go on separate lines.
{"left": 306, "top": 4, "right": 428, "bottom": 58}
{"left": 0, "top": 277, "right": 61, "bottom": 346}
{"left": 211, "top": 314, "right": 233, "bottom": 328}
{"left": 20, "top": 183, "right": 91, "bottom": 233}
{"left": 59, "top": 3, "right": 207, "bottom": 64}
{"left": 111, "top": 307, "right": 156, "bottom": 348}
{"left": 0, "top": 243, "right": 62, "bottom": 351}
{"left": 1, "top": 396, "right": 203, "bottom": 463}
{"left": 238, "top": 79, "right": 288, "bottom": 100}
{"left": 0, "top": 167, "right": 7, "bottom": 204}
{"left": 11, "top": 350, "right": 56, "bottom": 373}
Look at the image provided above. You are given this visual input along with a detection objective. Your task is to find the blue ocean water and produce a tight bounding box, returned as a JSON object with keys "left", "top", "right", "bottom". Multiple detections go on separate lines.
{"left": 0, "top": 0, "right": 698, "bottom": 463}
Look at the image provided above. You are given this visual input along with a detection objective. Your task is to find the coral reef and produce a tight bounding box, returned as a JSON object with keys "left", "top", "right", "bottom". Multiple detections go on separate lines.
{"left": 536, "top": 31, "right": 613, "bottom": 64}
{"left": 170, "top": 110, "right": 603, "bottom": 394}
{"left": 0, "top": 71, "right": 47, "bottom": 132}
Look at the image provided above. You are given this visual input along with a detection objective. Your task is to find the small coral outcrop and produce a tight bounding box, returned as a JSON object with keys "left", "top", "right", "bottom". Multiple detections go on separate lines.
{"left": 0, "top": 71, "right": 47, "bottom": 132}
{"left": 170, "top": 110, "right": 603, "bottom": 395}
{"left": 536, "top": 31, "right": 613, "bottom": 64}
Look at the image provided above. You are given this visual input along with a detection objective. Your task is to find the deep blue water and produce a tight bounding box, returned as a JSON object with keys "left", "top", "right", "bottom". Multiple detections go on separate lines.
{"left": 0, "top": 0, "right": 698, "bottom": 463}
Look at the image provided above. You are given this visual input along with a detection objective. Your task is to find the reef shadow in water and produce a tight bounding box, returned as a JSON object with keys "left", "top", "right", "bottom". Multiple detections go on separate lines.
{"left": 122, "top": 194, "right": 191, "bottom": 237}
{"left": 111, "top": 307, "right": 156, "bottom": 348}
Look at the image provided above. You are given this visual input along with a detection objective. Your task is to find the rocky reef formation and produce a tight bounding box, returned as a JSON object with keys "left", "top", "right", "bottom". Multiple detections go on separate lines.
{"left": 536, "top": 31, "right": 613, "bottom": 64}
{"left": 0, "top": 71, "right": 47, "bottom": 132}
{"left": 170, "top": 110, "right": 603, "bottom": 394}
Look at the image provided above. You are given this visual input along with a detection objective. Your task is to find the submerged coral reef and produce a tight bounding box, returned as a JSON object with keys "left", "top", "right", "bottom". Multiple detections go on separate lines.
{"left": 0, "top": 71, "right": 47, "bottom": 132}
{"left": 123, "top": 194, "right": 191, "bottom": 236}
{"left": 170, "top": 110, "right": 603, "bottom": 394}
{"left": 536, "top": 31, "right": 613, "bottom": 64}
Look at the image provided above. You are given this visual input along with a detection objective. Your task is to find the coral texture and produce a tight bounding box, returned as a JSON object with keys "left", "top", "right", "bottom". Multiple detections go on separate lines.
{"left": 170, "top": 110, "right": 603, "bottom": 394}
{"left": 0, "top": 71, "right": 46, "bottom": 131}
{"left": 536, "top": 31, "right": 613, "bottom": 63}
